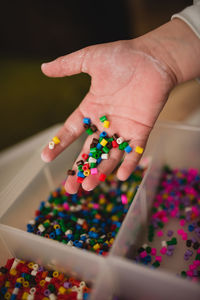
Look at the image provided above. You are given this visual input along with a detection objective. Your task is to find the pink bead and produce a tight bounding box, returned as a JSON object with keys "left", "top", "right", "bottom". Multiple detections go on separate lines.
{"left": 151, "top": 248, "right": 157, "bottom": 256}
{"left": 189, "top": 264, "right": 196, "bottom": 271}
{"left": 162, "top": 216, "right": 168, "bottom": 223}
{"left": 186, "top": 270, "right": 193, "bottom": 277}
{"left": 182, "top": 233, "right": 188, "bottom": 240}
{"left": 121, "top": 194, "right": 128, "bottom": 205}
{"left": 157, "top": 230, "right": 163, "bottom": 237}
{"left": 93, "top": 203, "right": 99, "bottom": 209}
{"left": 177, "top": 228, "right": 184, "bottom": 235}
{"left": 91, "top": 168, "right": 98, "bottom": 175}
{"left": 155, "top": 256, "right": 162, "bottom": 262}
{"left": 160, "top": 247, "right": 167, "bottom": 255}
{"left": 140, "top": 251, "right": 147, "bottom": 258}
{"left": 180, "top": 219, "right": 186, "bottom": 226}
{"left": 193, "top": 260, "right": 200, "bottom": 266}
{"left": 63, "top": 203, "right": 69, "bottom": 211}
{"left": 197, "top": 249, "right": 200, "bottom": 254}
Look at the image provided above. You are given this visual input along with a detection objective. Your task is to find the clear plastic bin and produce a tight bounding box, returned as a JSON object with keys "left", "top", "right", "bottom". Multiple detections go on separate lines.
{"left": 0, "top": 122, "right": 200, "bottom": 299}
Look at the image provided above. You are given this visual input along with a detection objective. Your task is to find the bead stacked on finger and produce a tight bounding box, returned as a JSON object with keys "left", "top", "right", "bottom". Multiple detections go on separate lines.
{"left": 0, "top": 258, "right": 91, "bottom": 299}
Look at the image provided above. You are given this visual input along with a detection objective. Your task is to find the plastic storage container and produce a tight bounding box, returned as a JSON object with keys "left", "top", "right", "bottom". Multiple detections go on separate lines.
{"left": 0, "top": 122, "right": 200, "bottom": 299}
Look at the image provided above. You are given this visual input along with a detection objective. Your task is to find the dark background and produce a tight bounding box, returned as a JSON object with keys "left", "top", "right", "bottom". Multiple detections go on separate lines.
{"left": 0, "top": 0, "right": 192, "bottom": 151}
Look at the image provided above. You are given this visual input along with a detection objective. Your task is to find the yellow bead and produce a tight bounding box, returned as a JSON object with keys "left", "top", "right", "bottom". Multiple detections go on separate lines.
{"left": 5, "top": 292, "right": 11, "bottom": 299}
{"left": 99, "top": 198, "right": 106, "bottom": 205}
{"left": 23, "top": 281, "right": 29, "bottom": 288}
{"left": 5, "top": 281, "right": 10, "bottom": 288}
{"left": 28, "top": 262, "right": 34, "bottom": 269}
{"left": 93, "top": 243, "right": 100, "bottom": 250}
{"left": 17, "top": 277, "right": 24, "bottom": 283}
{"left": 103, "top": 120, "right": 110, "bottom": 128}
{"left": 111, "top": 215, "right": 119, "bottom": 221}
{"left": 59, "top": 286, "right": 66, "bottom": 294}
{"left": 53, "top": 224, "right": 60, "bottom": 229}
{"left": 135, "top": 146, "right": 144, "bottom": 154}
{"left": 100, "top": 139, "right": 108, "bottom": 147}
{"left": 10, "top": 268, "right": 17, "bottom": 276}
{"left": 22, "top": 292, "right": 29, "bottom": 300}
{"left": 53, "top": 271, "right": 59, "bottom": 278}
{"left": 109, "top": 238, "right": 114, "bottom": 244}
{"left": 39, "top": 280, "right": 45, "bottom": 286}
{"left": 84, "top": 169, "right": 90, "bottom": 177}
{"left": 52, "top": 136, "right": 60, "bottom": 144}
{"left": 106, "top": 204, "right": 113, "bottom": 212}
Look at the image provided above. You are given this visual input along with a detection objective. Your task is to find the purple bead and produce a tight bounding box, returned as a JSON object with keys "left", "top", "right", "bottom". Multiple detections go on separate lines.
{"left": 63, "top": 281, "right": 71, "bottom": 288}
{"left": 167, "top": 230, "right": 173, "bottom": 237}
{"left": 193, "top": 269, "right": 198, "bottom": 276}
{"left": 184, "top": 254, "right": 189, "bottom": 261}
{"left": 166, "top": 250, "right": 173, "bottom": 256}
{"left": 185, "top": 249, "right": 193, "bottom": 256}
{"left": 38, "top": 266, "right": 44, "bottom": 271}
{"left": 191, "top": 237, "right": 197, "bottom": 243}
{"left": 167, "top": 245, "right": 175, "bottom": 251}
{"left": 44, "top": 289, "right": 51, "bottom": 296}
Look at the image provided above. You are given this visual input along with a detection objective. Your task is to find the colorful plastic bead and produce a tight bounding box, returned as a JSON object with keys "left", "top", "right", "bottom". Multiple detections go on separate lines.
{"left": 52, "top": 136, "right": 60, "bottom": 145}
{"left": 135, "top": 146, "right": 144, "bottom": 154}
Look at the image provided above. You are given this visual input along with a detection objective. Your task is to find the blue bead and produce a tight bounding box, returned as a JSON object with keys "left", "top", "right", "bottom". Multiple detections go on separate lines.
{"left": 66, "top": 234, "right": 73, "bottom": 240}
{"left": 55, "top": 228, "right": 62, "bottom": 235}
{"left": 1, "top": 287, "right": 7, "bottom": 295}
{"left": 89, "top": 152, "right": 93, "bottom": 156}
{"left": 97, "top": 157, "right": 102, "bottom": 164}
{"left": 77, "top": 171, "right": 85, "bottom": 178}
{"left": 49, "top": 232, "right": 56, "bottom": 239}
{"left": 80, "top": 236, "right": 86, "bottom": 241}
{"left": 11, "top": 295, "right": 17, "bottom": 300}
{"left": 124, "top": 145, "right": 132, "bottom": 153}
{"left": 96, "top": 143, "right": 102, "bottom": 150}
{"left": 100, "top": 131, "right": 107, "bottom": 138}
{"left": 15, "top": 282, "right": 22, "bottom": 288}
{"left": 188, "top": 224, "right": 194, "bottom": 232}
{"left": 83, "top": 118, "right": 91, "bottom": 125}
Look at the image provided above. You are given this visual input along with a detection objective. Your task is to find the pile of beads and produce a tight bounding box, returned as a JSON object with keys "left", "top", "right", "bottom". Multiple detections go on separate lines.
{"left": 69, "top": 116, "right": 143, "bottom": 183}
{"left": 0, "top": 258, "right": 91, "bottom": 299}
{"left": 27, "top": 166, "right": 145, "bottom": 255}
{"left": 134, "top": 166, "right": 200, "bottom": 282}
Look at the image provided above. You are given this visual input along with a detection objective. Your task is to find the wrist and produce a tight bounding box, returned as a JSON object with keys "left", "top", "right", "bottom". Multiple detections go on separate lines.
{"left": 131, "top": 18, "right": 200, "bottom": 85}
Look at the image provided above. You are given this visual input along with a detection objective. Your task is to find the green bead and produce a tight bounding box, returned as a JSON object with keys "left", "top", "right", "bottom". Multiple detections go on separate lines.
{"left": 102, "top": 146, "right": 109, "bottom": 153}
{"left": 86, "top": 128, "right": 93, "bottom": 135}
{"left": 62, "top": 239, "right": 68, "bottom": 244}
{"left": 90, "top": 163, "right": 96, "bottom": 168}
{"left": 48, "top": 284, "right": 56, "bottom": 292}
{"left": 71, "top": 216, "right": 77, "bottom": 222}
{"left": 99, "top": 115, "right": 107, "bottom": 122}
{"left": 119, "top": 142, "right": 128, "bottom": 150}
{"left": 158, "top": 221, "right": 164, "bottom": 228}
{"left": 90, "top": 147, "right": 97, "bottom": 154}
{"left": 146, "top": 246, "right": 151, "bottom": 253}
{"left": 181, "top": 271, "right": 187, "bottom": 277}
{"left": 92, "top": 152, "right": 101, "bottom": 159}
{"left": 78, "top": 165, "right": 83, "bottom": 171}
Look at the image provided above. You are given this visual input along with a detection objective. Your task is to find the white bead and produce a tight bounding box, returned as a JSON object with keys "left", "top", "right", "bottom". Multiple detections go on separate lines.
{"left": 67, "top": 240, "right": 73, "bottom": 247}
{"left": 29, "top": 287, "right": 36, "bottom": 294}
{"left": 45, "top": 276, "right": 51, "bottom": 282}
{"left": 32, "top": 264, "right": 39, "bottom": 271}
{"left": 75, "top": 205, "right": 82, "bottom": 211}
{"left": 13, "top": 288, "right": 19, "bottom": 295}
{"left": 80, "top": 281, "right": 86, "bottom": 287}
{"left": 77, "top": 292, "right": 83, "bottom": 300}
{"left": 65, "top": 229, "right": 72, "bottom": 235}
{"left": 11, "top": 258, "right": 20, "bottom": 270}
{"left": 77, "top": 218, "right": 84, "bottom": 225}
{"left": 38, "top": 224, "right": 45, "bottom": 232}
{"left": 89, "top": 157, "right": 97, "bottom": 163}
{"left": 142, "top": 244, "right": 148, "bottom": 249}
{"left": 116, "top": 137, "right": 124, "bottom": 144}
{"left": 31, "top": 270, "right": 37, "bottom": 276}
{"left": 161, "top": 240, "right": 167, "bottom": 247}
{"left": 27, "top": 295, "right": 34, "bottom": 300}
{"left": 101, "top": 153, "right": 109, "bottom": 159}
{"left": 49, "top": 294, "right": 57, "bottom": 300}
{"left": 121, "top": 183, "right": 128, "bottom": 192}
{"left": 185, "top": 207, "right": 192, "bottom": 212}
{"left": 71, "top": 286, "right": 78, "bottom": 291}
{"left": 49, "top": 141, "right": 55, "bottom": 150}
{"left": 70, "top": 206, "right": 76, "bottom": 212}
{"left": 28, "top": 220, "right": 35, "bottom": 225}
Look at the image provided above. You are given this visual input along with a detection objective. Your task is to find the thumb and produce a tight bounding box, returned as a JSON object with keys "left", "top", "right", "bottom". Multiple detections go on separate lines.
{"left": 41, "top": 47, "right": 90, "bottom": 78}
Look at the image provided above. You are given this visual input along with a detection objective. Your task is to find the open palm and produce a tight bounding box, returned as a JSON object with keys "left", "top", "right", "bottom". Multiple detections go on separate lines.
{"left": 41, "top": 39, "right": 175, "bottom": 194}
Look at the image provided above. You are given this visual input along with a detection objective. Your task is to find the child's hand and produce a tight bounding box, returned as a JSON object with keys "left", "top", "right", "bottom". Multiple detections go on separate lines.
{"left": 41, "top": 19, "right": 200, "bottom": 194}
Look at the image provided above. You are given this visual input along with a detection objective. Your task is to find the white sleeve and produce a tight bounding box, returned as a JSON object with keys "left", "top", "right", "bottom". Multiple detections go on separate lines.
{"left": 171, "top": 0, "right": 200, "bottom": 39}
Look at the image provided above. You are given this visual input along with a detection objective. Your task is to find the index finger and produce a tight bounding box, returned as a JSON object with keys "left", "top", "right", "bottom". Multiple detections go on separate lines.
{"left": 41, "top": 108, "right": 84, "bottom": 162}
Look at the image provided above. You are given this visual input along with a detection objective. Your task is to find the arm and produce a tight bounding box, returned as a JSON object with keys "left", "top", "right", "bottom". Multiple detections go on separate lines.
{"left": 41, "top": 18, "right": 200, "bottom": 194}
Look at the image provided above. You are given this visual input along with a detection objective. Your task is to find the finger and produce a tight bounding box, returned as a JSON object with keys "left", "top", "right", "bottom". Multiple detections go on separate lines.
{"left": 41, "top": 47, "right": 90, "bottom": 78}
{"left": 65, "top": 132, "right": 101, "bottom": 194}
{"left": 41, "top": 108, "right": 84, "bottom": 163}
{"left": 116, "top": 140, "right": 146, "bottom": 181}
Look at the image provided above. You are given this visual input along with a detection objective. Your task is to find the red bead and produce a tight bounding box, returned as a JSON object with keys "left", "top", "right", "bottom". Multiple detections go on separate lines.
{"left": 82, "top": 164, "right": 89, "bottom": 171}
{"left": 82, "top": 153, "right": 89, "bottom": 160}
{"left": 99, "top": 173, "right": 106, "bottom": 181}
{"left": 77, "top": 177, "right": 84, "bottom": 183}
{"left": 112, "top": 140, "right": 118, "bottom": 148}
